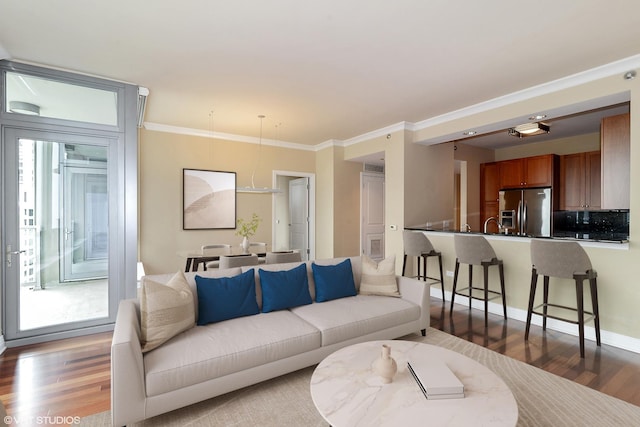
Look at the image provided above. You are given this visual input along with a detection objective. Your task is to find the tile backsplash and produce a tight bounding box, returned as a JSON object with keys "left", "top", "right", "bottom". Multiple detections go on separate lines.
{"left": 553, "top": 210, "right": 629, "bottom": 241}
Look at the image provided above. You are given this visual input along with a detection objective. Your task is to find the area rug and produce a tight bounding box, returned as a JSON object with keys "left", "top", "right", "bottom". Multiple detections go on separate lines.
{"left": 81, "top": 328, "right": 640, "bottom": 426}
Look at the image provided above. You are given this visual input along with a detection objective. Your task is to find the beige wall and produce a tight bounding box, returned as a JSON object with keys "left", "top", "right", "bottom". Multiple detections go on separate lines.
{"left": 453, "top": 142, "right": 495, "bottom": 231}
{"left": 333, "top": 148, "right": 362, "bottom": 257}
{"left": 314, "top": 146, "right": 335, "bottom": 259}
{"left": 139, "top": 129, "right": 314, "bottom": 274}
{"left": 404, "top": 141, "right": 455, "bottom": 230}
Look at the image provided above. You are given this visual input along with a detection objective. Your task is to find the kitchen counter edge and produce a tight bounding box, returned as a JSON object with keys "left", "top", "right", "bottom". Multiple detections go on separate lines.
{"left": 404, "top": 227, "right": 629, "bottom": 250}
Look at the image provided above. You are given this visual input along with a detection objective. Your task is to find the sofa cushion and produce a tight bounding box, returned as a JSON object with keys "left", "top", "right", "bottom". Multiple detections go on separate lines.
{"left": 140, "top": 271, "right": 196, "bottom": 353}
{"left": 259, "top": 263, "right": 312, "bottom": 312}
{"left": 312, "top": 258, "right": 357, "bottom": 302}
{"left": 143, "top": 310, "right": 321, "bottom": 396}
{"left": 142, "top": 267, "right": 244, "bottom": 319}
{"left": 195, "top": 269, "right": 260, "bottom": 325}
{"left": 359, "top": 255, "right": 400, "bottom": 297}
{"left": 290, "top": 295, "right": 420, "bottom": 346}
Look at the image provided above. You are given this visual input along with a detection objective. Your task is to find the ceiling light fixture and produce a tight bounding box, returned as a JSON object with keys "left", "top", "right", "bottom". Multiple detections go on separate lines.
{"left": 508, "top": 122, "right": 550, "bottom": 138}
{"left": 9, "top": 100, "right": 40, "bottom": 115}
{"left": 624, "top": 70, "right": 636, "bottom": 80}
{"left": 237, "top": 114, "right": 283, "bottom": 194}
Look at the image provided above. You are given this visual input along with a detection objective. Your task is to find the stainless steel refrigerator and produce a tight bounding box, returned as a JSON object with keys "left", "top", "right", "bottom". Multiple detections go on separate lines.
{"left": 498, "top": 187, "right": 552, "bottom": 237}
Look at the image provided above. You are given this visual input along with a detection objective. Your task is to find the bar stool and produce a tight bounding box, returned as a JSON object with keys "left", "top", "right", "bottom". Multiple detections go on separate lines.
{"left": 402, "top": 230, "right": 445, "bottom": 301}
{"left": 450, "top": 234, "right": 506, "bottom": 326}
{"left": 525, "top": 239, "right": 601, "bottom": 358}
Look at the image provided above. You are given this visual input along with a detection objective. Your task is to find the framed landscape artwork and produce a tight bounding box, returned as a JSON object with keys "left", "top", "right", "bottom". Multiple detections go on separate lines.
{"left": 183, "top": 169, "right": 236, "bottom": 230}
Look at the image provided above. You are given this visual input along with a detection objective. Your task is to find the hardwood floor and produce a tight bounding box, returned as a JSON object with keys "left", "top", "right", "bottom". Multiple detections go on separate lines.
{"left": 1, "top": 298, "right": 639, "bottom": 424}
{"left": 0, "top": 332, "right": 112, "bottom": 424}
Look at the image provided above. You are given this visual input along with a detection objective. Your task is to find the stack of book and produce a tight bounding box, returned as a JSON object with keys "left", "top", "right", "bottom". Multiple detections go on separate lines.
{"left": 407, "top": 360, "right": 465, "bottom": 400}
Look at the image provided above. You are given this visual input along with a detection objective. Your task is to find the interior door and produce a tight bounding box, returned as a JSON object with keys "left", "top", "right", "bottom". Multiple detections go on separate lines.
{"left": 289, "top": 177, "right": 309, "bottom": 261}
{"left": 3, "top": 128, "right": 112, "bottom": 340}
{"left": 361, "top": 172, "right": 385, "bottom": 260}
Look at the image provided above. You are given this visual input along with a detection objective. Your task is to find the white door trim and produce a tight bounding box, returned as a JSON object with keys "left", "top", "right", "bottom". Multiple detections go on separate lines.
{"left": 273, "top": 170, "right": 316, "bottom": 261}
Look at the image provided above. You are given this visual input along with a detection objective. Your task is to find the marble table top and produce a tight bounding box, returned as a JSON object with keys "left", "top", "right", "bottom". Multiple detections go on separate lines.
{"left": 310, "top": 340, "right": 518, "bottom": 426}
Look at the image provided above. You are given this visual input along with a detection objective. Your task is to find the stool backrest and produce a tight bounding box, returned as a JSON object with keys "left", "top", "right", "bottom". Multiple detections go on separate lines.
{"left": 530, "top": 239, "right": 592, "bottom": 278}
{"left": 454, "top": 234, "right": 497, "bottom": 265}
{"left": 403, "top": 230, "right": 435, "bottom": 256}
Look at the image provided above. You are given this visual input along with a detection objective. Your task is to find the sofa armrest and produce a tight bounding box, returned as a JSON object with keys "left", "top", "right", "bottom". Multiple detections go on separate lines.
{"left": 111, "top": 299, "right": 146, "bottom": 426}
{"left": 397, "top": 276, "right": 430, "bottom": 333}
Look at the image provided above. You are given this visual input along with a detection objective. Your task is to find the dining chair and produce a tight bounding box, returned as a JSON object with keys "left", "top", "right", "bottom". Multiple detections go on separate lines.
{"left": 265, "top": 251, "right": 302, "bottom": 264}
{"left": 249, "top": 242, "right": 268, "bottom": 263}
{"left": 526, "top": 239, "right": 601, "bottom": 358}
{"left": 402, "top": 230, "right": 445, "bottom": 301}
{"left": 450, "top": 234, "right": 506, "bottom": 326}
{"left": 202, "top": 244, "right": 232, "bottom": 270}
{"left": 219, "top": 254, "right": 259, "bottom": 269}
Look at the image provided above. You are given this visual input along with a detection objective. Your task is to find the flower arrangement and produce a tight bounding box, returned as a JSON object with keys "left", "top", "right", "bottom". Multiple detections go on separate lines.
{"left": 235, "top": 213, "right": 261, "bottom": 238}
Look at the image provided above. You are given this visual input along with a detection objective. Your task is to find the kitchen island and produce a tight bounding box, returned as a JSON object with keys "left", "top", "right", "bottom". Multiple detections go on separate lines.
{"left": 402, "top": 226, "right": 635, "bottom": 354}
{"left": 405, "top": 226, "right": 629, "bottom": 246}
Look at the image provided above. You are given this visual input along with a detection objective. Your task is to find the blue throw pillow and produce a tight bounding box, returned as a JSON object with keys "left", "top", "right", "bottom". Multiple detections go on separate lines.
{"left": 195, "top": 269, "right": 260, "bottom": 325}
{"left": 259, "top": 263, "right": 312, "bottom": 313}
{"left": 312, "top": 258, "right": 357, "bottom": 302}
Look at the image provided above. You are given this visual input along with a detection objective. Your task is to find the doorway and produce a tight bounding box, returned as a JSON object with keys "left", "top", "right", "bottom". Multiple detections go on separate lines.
{"left": 3, "top": 129, "right": 112, "bottom": 339}
{"left": 273, "top": 171, "right": 316, "bottom": 261}
{"left": 360, "top": 172, "right": 385, "bottom": 260}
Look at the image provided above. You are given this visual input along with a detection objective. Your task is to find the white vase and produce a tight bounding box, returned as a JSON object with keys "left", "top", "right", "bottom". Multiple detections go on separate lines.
{"left": 241, "top": 237, "right": 250, "bottom": 253}
{"left": 372, "top": 344, "right": 397, "bottom": 383}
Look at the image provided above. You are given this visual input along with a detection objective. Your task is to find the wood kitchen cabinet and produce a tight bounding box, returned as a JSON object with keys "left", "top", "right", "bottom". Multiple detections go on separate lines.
{"left": 480, "top": 162, "right": 500, "bottom": 232}
{"left": 601, "top": 113, "right": 630, "bottom": 209}
{"left": 499, "top": 154, "right": 557, "bottom": 189}
{"left": 559, "top": 151, "right": 601, "bottom": 210}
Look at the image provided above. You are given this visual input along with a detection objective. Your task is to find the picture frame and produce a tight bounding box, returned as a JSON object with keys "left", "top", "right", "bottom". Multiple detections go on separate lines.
{"left": 183, "top": 168, "right": 236, "bottom": 230}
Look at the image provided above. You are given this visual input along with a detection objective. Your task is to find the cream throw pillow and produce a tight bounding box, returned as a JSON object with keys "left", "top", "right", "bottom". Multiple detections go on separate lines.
{"left": 140, "top": 270, "right": 195, "bottom": 352}
{"left": 359, "top": 255, "right": 400, "bottom": 297}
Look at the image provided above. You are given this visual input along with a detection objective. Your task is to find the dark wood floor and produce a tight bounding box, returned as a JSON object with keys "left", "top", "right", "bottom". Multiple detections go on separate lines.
{"left": 1, "top": 298, "right": 639, "bottom": 423}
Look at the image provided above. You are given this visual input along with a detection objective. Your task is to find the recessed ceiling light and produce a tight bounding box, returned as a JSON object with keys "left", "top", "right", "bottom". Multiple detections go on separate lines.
{"left": 528, "top": 114, "right": 547, "bottom": 120}
{"left": 463, "top": 131, "right": 477, "bottom": 136}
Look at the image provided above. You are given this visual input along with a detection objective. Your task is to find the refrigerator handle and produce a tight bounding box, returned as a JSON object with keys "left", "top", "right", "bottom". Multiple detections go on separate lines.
{"left": 517, "top": 200, "right": 522, "bottom": 235}
{"left": 523, "top": 201, "right": 528, "bottom": 235}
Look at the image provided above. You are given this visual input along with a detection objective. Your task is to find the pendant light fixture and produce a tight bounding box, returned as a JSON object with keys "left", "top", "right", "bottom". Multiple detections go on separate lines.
{"left": 237, "top": 114, "right": 282, "bottom": 194}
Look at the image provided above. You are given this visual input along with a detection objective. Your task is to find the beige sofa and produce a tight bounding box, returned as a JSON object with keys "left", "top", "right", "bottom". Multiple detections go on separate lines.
{"left": 111, "top": 256, "right": 429, "bottom": 426}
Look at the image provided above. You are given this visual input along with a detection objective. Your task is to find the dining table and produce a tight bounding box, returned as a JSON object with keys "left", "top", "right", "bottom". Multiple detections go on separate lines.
{"left": 178, "top": 249, "right": 267, "bottom": 272}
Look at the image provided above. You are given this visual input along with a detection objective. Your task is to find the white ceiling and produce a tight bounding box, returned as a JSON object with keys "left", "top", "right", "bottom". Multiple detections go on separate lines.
{"left": 1, "top": 0, "right": 640, "bottom": 146}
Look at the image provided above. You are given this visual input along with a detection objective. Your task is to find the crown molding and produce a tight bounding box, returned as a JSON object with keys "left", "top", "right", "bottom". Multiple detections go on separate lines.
{"left": 143, "top": 122, "right": 316, "bottom": 151}
{"left": 343, "top": 121, "right": 413, "bottom": 146}
{"left": 145, "top": 54, "right": 640, "bottom": 152}
{"left": 413, "top": 53, "right": 640, "bottom": 131}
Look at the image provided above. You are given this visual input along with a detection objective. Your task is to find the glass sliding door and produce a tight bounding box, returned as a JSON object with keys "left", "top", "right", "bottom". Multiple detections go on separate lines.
{"left": 4, "top": 128, "right": 114, "bottom": 338}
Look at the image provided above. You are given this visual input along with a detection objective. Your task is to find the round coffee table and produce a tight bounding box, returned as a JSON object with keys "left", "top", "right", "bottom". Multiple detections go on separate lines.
{"left": 310, "top": 340, "right": 518, "bottom": 426}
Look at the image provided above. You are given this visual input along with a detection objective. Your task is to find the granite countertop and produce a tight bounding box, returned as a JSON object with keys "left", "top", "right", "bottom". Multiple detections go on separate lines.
{"left": 405, "top": 226, "right": 629, "bottom": 244}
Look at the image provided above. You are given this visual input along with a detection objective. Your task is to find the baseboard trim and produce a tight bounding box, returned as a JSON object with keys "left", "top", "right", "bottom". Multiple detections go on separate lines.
{"left": 430, "top": 287, "right": 640, "bottom": 354}
{"left": 0, "top": 335, "right": 6, "bottom": 355}
{"left": 4, "top": 324, "right": 114, "bottom": 348}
